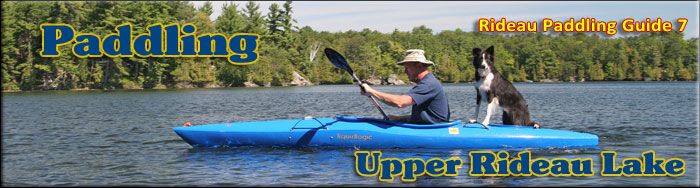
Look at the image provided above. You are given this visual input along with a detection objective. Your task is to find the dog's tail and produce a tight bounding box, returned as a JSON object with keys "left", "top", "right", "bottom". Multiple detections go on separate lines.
{"left": 527, "top": 121, "right": 541, "bottom": 129}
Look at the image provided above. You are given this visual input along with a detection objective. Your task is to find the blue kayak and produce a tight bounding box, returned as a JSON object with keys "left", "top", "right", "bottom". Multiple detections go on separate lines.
{"left": 172, "top": 116, "right": 598, "bottom": 149}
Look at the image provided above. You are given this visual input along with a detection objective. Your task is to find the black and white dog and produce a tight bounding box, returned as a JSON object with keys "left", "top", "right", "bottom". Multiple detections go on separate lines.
{"left": 469, "top": 46, "right": 540, "bottom": 129}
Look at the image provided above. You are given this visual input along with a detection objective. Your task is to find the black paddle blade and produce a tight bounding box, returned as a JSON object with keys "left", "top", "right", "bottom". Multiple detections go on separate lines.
{"left": 324, "top": 48, "right": 388, "bottom": 120}
{"left": 324, "top": 48, "right": 353, "bottom": 74}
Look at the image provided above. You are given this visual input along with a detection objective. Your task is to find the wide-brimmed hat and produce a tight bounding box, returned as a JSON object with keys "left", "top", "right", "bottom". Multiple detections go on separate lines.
{"left": 397, "top": 49, "right": 434, "bottom": 66}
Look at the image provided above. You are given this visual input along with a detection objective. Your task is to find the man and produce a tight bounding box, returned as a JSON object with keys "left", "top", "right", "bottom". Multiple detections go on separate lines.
{"left": 360, "top": 49, "right": 450, "bottom": 124}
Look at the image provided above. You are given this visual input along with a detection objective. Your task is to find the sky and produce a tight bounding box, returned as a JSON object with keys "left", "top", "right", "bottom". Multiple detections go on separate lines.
{"left": 192, "top": 1, "right": 699, "bottom": 39}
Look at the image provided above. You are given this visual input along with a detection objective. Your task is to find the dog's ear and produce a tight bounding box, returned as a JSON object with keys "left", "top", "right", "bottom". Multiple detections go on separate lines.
{"left": 472, "top": 48, "right": 481, "bottom": 56}
{"left": 485, "top": 46, "right": 494, "bottom": 56}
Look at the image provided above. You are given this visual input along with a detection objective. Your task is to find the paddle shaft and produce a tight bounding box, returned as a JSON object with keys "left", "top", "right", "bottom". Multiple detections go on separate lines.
{"left": 350, "top": 73, "right": 389, "bottom": 120}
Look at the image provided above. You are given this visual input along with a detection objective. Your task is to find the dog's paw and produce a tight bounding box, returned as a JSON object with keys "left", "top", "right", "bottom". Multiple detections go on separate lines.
{"left": 469, "top": 119, "right": 478, "bottom": 123}
{"left": 533, "top": 123, "right": 541, "bottom": 129}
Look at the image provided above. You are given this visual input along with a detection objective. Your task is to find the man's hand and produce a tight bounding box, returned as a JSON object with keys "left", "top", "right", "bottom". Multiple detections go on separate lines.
{"left": 360, "top": 83, "right": 375, "bottom": 97}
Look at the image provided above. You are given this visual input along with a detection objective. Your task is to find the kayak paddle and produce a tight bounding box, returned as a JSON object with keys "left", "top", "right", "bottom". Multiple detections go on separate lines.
{"left": 324, "top": 48, "right": 389, "bottom": 120}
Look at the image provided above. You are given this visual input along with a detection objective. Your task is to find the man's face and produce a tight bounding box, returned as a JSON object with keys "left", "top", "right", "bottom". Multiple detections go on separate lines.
{"left": 403, "top": 62, "right": 424, "bottom": 82}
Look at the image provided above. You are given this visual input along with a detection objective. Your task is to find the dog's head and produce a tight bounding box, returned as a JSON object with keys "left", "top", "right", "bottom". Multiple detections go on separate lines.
{"left": 472, "top": 46, "right": 497, "bottom": 77}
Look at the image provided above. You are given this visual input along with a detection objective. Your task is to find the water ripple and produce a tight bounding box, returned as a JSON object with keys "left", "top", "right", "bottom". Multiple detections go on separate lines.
{"left": 2, "top": 82, "right": 698, "bottom": 186}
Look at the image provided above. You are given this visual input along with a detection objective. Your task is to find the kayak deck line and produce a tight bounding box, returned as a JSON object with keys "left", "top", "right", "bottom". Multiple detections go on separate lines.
{"left": 173, "top": 116, "right": 599, "bottom": 149}
{"left": 289, "top": 116, "right": 329, "bottom": 131}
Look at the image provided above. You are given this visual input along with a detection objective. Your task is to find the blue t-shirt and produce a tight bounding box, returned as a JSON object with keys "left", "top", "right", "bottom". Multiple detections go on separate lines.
{"left": 406, "top": 73, "right": 450, "bottom": 124}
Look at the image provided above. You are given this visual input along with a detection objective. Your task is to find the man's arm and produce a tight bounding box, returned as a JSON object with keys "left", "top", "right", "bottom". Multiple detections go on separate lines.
{"left": 360, "top": 83, "right": 415, "bottom": 108}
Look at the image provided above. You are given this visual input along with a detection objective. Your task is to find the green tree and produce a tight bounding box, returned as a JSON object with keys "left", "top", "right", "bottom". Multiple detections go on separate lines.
{"left": 2, "top": 1, "right": 698, "bottom": 91}
{"left": 198, "top": 1, "right": 213, "bottom": 16}
{"left": 213, "top": 2, "right": 248, "bottom": 86}
{"left": 242, "top": 1, "right": 266, "bottom": 35}
{"left": 171, "top": 11, "right": 216, "bottom": 86}
{"left": 215, "top": 2, "right": 244, "bottom": 35}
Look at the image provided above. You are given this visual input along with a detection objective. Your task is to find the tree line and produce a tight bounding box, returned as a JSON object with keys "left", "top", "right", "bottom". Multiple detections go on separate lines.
{"left": 2, "top": 1, "right": 697, "bottom": 91}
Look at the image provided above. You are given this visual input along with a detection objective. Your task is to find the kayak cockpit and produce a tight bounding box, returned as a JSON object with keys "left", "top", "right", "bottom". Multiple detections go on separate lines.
{"left": 334, "top": 116, "right": 461, "bottom": 129}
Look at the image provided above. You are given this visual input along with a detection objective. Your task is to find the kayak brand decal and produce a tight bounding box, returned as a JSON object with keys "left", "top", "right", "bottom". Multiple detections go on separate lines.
{"left": 337, "top": 133, "right": 373, "bottom": 141}
{"left": 354, "top": 150, "right": 685, "bottom": 181}
{"left": 40, "top": 23, "right": 260, "bottom": 65}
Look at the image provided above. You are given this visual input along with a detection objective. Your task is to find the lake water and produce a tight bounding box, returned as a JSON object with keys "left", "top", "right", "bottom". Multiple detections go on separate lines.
{"left": 2, "top": 82, "right": 698, "bottom": 186}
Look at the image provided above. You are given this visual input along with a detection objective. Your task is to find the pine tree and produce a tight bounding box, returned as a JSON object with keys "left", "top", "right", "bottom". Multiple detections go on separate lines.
{"left": 215, "top": 2, "right": 244, "bottom": 35}
{"left": 2, "top": 1, "right": 20, "bottom": 90}
{"left": 198, "top": 1, "right": 213, "bottom": 17}
{"left": 265, "top": 3, "right": 282, "bottom": 37}
{"left": 242, "top": 1, "right": 266, "bottom": 35}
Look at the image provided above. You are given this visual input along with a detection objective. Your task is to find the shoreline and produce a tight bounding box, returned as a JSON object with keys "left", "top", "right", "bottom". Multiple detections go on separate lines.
{"left": 2, "top": 80, "right": 697, "bottom": 93}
